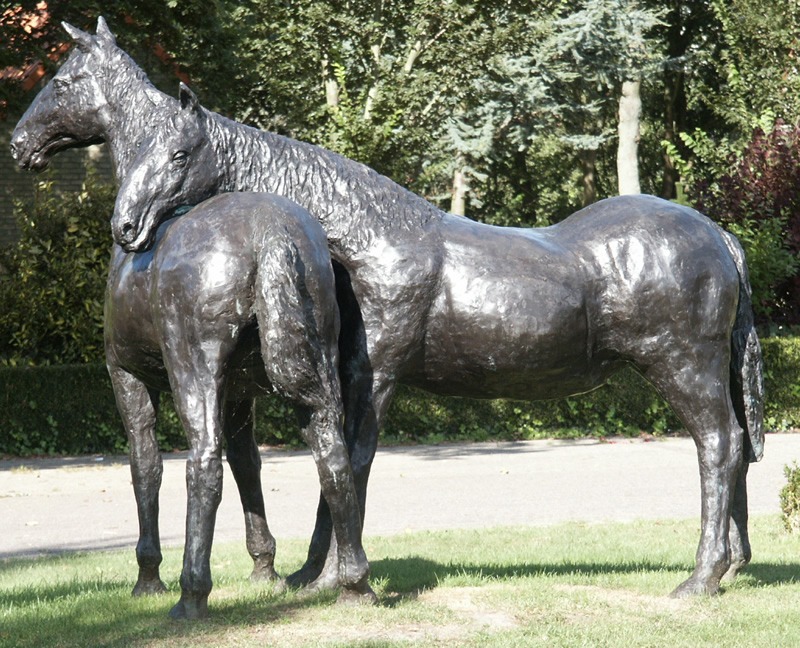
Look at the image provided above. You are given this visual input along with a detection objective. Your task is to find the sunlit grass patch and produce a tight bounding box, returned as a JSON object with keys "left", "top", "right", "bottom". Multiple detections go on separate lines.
{"left": 2, "top": 516, "right": 800, "bottom": 647}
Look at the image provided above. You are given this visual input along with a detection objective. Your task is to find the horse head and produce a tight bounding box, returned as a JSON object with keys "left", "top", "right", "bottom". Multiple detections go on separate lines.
{"left": 112, "top": 83, "right": 221, "bottom": 252}
{"left": 11, "top": 17, "right": 124, "bottom": 170}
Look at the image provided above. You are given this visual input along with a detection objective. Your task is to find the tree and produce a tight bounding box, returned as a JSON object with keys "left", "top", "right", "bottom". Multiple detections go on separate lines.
{"left": 1, "top": 1, "right": 241, "bottom": 120}
{"left": 535, "top": 0, "right": 666, "bottom": 203}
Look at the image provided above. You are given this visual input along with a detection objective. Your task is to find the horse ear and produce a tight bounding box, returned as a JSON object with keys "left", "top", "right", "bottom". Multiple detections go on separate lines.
{"left": 62, "top": 22, "right": 94, "bottom": 52}
{"left": 178, "top": 83, "right": 200, "bottom": 113}
{"left": 96, "top": 16, "right": 117, "bottom": 45}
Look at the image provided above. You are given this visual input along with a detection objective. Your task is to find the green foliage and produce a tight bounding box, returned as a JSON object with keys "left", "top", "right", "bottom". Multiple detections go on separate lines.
{"left": 760, "top": 336, "right": 800, "bottom": 430}
{"left": 726, "top": 219, "right": 799, "bottom": 319}
{"left": 781, "top": 462, "right": 800, "bottom": 533}
{"left": 681, "top": 121, "right": 800, "bottom": 322}
{"left": 0, "top": 174, "right": 113, "bottom": 366}
{"left": 0, "top": 364, "right": 125, "bottom": 456}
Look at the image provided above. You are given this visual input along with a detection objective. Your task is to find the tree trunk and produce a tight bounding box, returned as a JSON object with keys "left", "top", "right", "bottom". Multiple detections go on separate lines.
{"left": 617, "top": 79, "right": 641, "bottom": 195}
{"left": 580, "top": 149, "right": 597, "bottom": 207}
{"left": 451, "top": 165, "right": 468, "bottom": 216}
{"left": 322, "top": 56, "right": 339, "bottom": 109}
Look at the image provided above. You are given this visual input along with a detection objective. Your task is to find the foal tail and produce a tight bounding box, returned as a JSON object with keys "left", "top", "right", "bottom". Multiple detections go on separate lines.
{"left": 254, "top": 220, "right": 341, "bottom": 410}
{"left": 720, "top": 229, "right": 765, "bottom": 462}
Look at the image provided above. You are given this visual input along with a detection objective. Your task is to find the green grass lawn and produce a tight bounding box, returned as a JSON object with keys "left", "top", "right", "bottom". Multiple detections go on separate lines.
{"left": 2, "top": 516, "right": 800, "bottom": 647}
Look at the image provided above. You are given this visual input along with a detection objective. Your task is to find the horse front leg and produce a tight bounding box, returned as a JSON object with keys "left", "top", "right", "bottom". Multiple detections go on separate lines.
{"left": 224, "top": 399, "right": 282, "bottom": 586}
{"left": 108, "top": 365, "right": 166, "bottom": 596}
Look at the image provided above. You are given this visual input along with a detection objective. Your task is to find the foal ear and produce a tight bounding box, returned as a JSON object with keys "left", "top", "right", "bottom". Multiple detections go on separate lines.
{"left": 62, "top": 22, "right": 94, "bottom": 52}
{"left": 178, "top": 82, "right": 200, "bottom": 112}
{"left": 96, "top": 16, "right": 117, "bottom": 46}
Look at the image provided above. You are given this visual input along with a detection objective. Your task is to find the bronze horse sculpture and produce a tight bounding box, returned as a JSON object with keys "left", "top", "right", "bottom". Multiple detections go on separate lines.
{"left": 12, "top": 18, "right": 763, "bottom": 600}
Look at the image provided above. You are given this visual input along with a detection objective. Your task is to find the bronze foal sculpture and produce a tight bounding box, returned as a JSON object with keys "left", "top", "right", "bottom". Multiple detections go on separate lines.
{"left": 108, "top": 192, "right": 372, "bottom": 618}
{"left": 12, "top": 18, "right": 763, "bottom": 601}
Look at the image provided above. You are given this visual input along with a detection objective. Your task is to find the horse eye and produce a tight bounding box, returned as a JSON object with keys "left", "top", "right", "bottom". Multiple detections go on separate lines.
{"left": 172, "top": 151, "right": 188, "bottom": 167}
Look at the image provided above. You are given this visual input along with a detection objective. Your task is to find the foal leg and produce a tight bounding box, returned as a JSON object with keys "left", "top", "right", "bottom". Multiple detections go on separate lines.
{"left": 301, "top": 373, "right": 396, "bottom": 592}
{"left": 223, "top": 399, "right": 281, "bottom": 585}
{"left": 296, "top": 400, "right": 375, "bottom": 603}
{"left": 287, "top": 365, "right": 370, "bottom": 587}
{"left": 167, "top": 369, "right": 228, "bottom": 620}
{"left": 108, "top": 365, "right": 167, "bottom": 596}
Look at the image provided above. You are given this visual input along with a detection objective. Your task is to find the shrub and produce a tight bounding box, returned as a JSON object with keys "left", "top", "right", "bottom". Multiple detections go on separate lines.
{"left": 3, "top": 335, "right": 799, "bottom": 457}
{"left": 0, "top": 173, "right": 113, "bottom": 366}
{"left": 689, "top": 121, "right": 800, "bottom": 322}
{"left": 780, "top": 462, "right": 800, "bottom": 533}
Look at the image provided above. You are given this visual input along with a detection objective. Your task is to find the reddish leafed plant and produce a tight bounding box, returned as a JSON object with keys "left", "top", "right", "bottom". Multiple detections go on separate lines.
{"left": 690, "top": 120, "right": 800, "bottom": 324}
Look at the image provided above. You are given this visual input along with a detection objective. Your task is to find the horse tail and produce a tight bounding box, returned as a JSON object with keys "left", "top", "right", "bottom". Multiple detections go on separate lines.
{"left": 720, "top": 228, "right": 765, "bottom": 462}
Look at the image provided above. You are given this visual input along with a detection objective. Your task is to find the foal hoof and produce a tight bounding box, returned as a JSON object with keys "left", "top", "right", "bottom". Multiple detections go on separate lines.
{"left": 670, "top": 576, "right": 720, "bottom": 599}
{"left": 251, "top": 573, "right": 288, "bottom": 594}
{"left": 132, "top": 577, "right": 168, "bottom": 597}
{"left": 168, "top": 596, "right": 209, "bottom": 620}
{"left": 249, "top": 562, "right": 283, "bottom": 585}
{"left": 337, "top": 583, "right": 378, "bottom": 606}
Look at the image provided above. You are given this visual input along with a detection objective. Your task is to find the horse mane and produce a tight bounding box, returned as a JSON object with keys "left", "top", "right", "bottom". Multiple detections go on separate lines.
{"left": 205, "top": 111, "right": 444, "bottom": 253}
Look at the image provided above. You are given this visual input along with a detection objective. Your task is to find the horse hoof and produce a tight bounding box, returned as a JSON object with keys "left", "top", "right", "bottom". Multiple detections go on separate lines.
{"left": 132, "top": 578, "right": 168, "bottom": 597}
{"left": 286, "top": 562, "right": 324, "bottom": 589}
{"left": 168, "top": 596, "right": 209, "bottom": 620}
{"left": 670, "top": 577, "right": 720, "bottom": 598}
{"left": 337, "top": 584, "right": 378, "bottom": 606}
{"left": 297, "top": 576, "right": 338, "bottom": 600}
{"left": 721, "top": 559, "right": 748, "bottom": 583}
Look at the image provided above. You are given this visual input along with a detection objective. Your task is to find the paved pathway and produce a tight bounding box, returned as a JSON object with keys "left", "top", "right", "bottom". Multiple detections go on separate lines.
{"left": 2, "top": 434, "right": 800, "bottom": 558}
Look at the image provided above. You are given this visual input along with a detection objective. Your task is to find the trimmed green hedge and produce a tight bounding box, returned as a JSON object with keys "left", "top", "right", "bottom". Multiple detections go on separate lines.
{"left": 2, "top": 336, "right": 799, "bottom": 457}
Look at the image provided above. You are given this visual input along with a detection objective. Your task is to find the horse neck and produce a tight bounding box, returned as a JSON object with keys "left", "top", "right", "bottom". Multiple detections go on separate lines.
{"left": 99, "top": 56, "right": 171, "bottom": 183}
{"left": 209, "top": 114, "right": 442, "bottom": 252}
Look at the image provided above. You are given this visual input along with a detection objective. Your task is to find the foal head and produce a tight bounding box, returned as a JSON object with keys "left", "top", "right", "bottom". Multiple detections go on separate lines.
{"left": 11, "top": 17, "right": 124, "bottom": 170}
{"left": 112, "top": 83, "right": 221, "bottom": 252}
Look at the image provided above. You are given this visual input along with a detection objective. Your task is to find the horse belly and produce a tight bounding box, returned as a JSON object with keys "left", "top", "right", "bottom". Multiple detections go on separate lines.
{"left": 413, "top": 274, "right": 606, "bottom": 400}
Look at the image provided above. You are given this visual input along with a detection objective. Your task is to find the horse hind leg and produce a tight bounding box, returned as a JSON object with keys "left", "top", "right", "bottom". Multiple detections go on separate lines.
{"left": 724, "top": 459, "right": 751, "bottom": 582}
{"left": 643, "top": 355, "right": 744, "bottom": 597}
{"left": 223, "top": 399, "right": 283, "bottom": 588}
{"left": 108, "top": 365, "right": 167, "bottom": 596}
{"left": 256, "top": 236, "right": 373, "bottom": 603}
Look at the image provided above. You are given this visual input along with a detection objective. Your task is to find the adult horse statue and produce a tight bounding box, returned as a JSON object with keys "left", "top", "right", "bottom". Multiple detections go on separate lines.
{"left": 12, "top": 18, "right": 763, "bottom": 600}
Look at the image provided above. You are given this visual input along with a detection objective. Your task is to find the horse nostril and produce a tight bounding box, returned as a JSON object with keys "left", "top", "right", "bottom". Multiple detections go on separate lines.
{"left": 116, "top": 220, "right": 134, "bottom": 241}
{"left": 9, "top": 142, "right": 18, "bottom": 161}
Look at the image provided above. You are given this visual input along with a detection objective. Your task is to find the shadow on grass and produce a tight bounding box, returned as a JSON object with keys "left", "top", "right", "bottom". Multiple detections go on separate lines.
{"left": 369, "top": 555, "right": 800, "bottom": 600}
{"left": 4, "top": 555, "right": 800, "bottom": 648}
